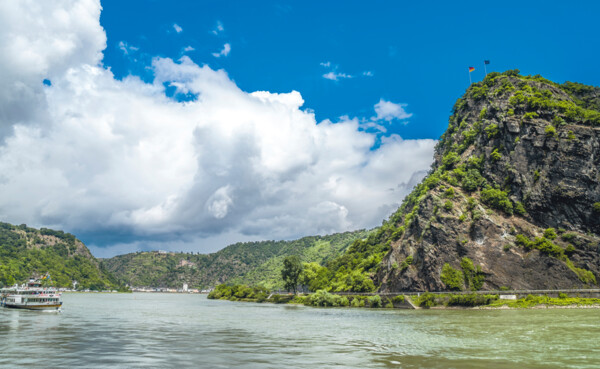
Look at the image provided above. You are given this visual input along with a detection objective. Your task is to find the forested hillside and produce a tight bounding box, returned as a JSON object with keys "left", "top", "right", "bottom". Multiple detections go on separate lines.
{"left": 103, "top": 230, "right": 370, "bottom": 289}
{"left": 0, "top": 222, "right": 125, "bottom": 290}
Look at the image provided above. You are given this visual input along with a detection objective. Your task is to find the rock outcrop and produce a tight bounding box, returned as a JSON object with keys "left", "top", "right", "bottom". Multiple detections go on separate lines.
{"left": 375, "top": 71, "right": 600, "bottom": 291}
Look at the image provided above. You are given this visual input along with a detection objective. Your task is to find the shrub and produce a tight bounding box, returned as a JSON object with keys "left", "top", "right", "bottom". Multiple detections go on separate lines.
{"left": 485, "top": 124, "right": 499, "bottom": 139}
{"left": 367, "top": 295, "right": 382, "bottom": 308}
{"left": 447, "top": 293, "right": 498, "bottom": 306}
{"left": 565, "top": 244, "right": 576, "bottom": 255}
{"left": 442, "top": 152, "right": 461, "bottom": 168}
{"left": 593, "top": 202, "right": 600, "bottom": 213}
{"left": 461, "top": 169, "right": 485, "bottom": 192}
{"left": 545, "top": 125, "right": 557, "bottom": 137}
{"left": 567, "top": 131, "right": 576, "bottom": 140}
{"left": 503, "top": 244, "right": 511, "bottom": 252}
{"left": 443, "top": 200, "right": 453, "bottom": 211}
{"left": 440, "top": 263, "right": 463, "bottom": 290}
{"left": 515, "top": 234, "right": 531, "bottom": 248}
{"left": 350, "top": 297, "right": 361, "bottom": 307}
{"left": 480, "top": 187, "right": 513, "bottom": 215}
{"left": 543, "top": 228, "right": 557, "bottom": 240}
{"left": 561, "top": 233, "right": 577, "bottom": 242}
{"left": 490, "top": 149, "right": 502, "bottom": 161}
{"left": 514, "top": 201, "right": 527, "bottom": 215}
{"left": 444, "top": 187, "right": 455, "bottom": 198}
{"left": 523, "top": 112, "right": 538, "bottom": 120}
{"left": 392, "top": 295, "right": 405, "bottom": 303}
{"left": 534, "top": 170, "right": 540, "bottom": 182}
{"left": 558, "top": 293, "right": 568, "bottom": 299}
{"left": 417, "top": 292, "right": 436, "bottom": 308}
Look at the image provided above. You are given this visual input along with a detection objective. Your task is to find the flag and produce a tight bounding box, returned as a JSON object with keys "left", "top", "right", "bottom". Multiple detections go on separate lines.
{"left": 484, "top": 60, "right": 490, "bottom": 65}
{"left": 469, "top": 67, "right": 475, "bottom": 72}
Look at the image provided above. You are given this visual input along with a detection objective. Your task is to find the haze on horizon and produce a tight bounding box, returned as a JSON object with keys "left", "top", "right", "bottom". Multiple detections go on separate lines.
{"left": 0, "top": 0, "right": 598, "bottom": 257}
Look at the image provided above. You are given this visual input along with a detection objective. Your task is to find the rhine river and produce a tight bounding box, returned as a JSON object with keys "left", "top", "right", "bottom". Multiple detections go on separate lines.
{"left": 0, "top": 293, "right": 599, "bottom": 368}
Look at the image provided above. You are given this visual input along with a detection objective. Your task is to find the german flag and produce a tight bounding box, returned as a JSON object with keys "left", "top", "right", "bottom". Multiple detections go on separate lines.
{"left": 469, "top": 67, "right": 475, "bottom": 72}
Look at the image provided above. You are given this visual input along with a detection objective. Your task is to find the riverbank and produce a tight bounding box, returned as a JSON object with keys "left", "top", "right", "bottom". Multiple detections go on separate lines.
{"left": 207, "top": 285, "right": 600, "bottom": 310}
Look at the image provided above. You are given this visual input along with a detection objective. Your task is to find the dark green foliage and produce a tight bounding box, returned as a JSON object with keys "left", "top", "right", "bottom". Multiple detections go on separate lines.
{"left": 447, "top": 293, "right": 499, "bottom": 307}
{"left": 502, "top": 69, "right": 521, "bottom": 77}
{"left": 440, "top": 263, "right": 463, "bottom": 290}
{"left": 490, "top": 148, "right": 502, "bottom": 161}
{"left": 417, "top": 292, "right": 436, "bottom": 308}
{"left": 399, "top": 255, "right": 413, "bottom": 272}
{"left": 558, "top": 292, "right": 569, "bottom": 299}
{"left": 460, "top": 257, "right": 485, "bottom": 290}
{"left": 281, "top": 255, "right": 303, "bottom": 294}
{"left": 305, "top": 290, "right": 349, "bottom": 307}
{"left": 565, "top": 244, "right": 576, "bottom": 255}
{"left": 561, "top": 233, "right": 577, "bottom": 242}
{"left": 544, "top": 228, "right": 557, "bottom": 240}
{"left": 443, "top": 200, "right": 453, "bottom": 211}
{"left": 484, "top": 123, "right": 499, "bottom": 139}
{"left": 461, "top": 169, "right": 485, "bottom": 192}
{"left": 480, "top": 187, "right": 513, "bottom": 215}
{"left": 545, "top": 125, "right": 557, "bottom": 137}
{"left": 514, "top": 201, "right": 527, "bottom": 216}
{"left": 593, "top": 203, "right": 600, "bottom": 213}
{"left": 444, "top": 187, "right": 455, "bottom": 198}
{"left": 442, "top": 151, "right": 460, "bottom": 168}
{"left": 392, "top": 295, "right": 405, "bottom": 303}
{"left": 523, "top": 112, "right": 538, "bottom": 120}
{"left": 300, "top": 262, "right": 330, "bottom": 292}
{"left": 207, "top": 284, "right": 270, "bottom": 301}
{"left": 367, "top": 295, "right": 382, "bottom": 308}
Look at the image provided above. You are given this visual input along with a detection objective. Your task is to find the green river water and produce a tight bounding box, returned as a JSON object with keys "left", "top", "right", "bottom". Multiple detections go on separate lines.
{"left": 0, "top": 293, "right": 598, "bottom": 368}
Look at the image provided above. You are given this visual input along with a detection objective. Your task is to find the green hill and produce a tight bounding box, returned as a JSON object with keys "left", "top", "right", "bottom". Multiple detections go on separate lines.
{"left": 0, "top": 222, "right": 125, "bottom": 290}
{"left": 103, "top": 230, "right": 370, "bottom": 289}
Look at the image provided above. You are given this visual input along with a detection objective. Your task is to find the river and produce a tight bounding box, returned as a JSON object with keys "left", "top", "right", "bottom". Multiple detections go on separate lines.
{"left": 0, "top": 293, "right": 598, "bottom": 368}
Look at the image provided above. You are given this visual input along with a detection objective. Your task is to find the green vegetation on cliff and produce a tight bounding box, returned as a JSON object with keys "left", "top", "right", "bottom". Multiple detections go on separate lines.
{"left": 0, "top": 222, "right": 125, "bottom": 290}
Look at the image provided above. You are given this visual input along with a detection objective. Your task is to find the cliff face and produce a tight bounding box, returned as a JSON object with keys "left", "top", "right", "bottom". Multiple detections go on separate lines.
{"left": 376, "top": 71, "right": 600, "bottom": 292}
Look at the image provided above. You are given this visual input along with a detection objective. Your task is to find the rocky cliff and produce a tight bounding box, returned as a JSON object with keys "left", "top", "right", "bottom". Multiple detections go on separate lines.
{"left": 375, "top": 70, "right": 600, "bottom": 291}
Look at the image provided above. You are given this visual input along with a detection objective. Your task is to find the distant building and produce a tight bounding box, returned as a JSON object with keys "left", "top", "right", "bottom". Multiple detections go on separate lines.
{"left": 183, "top": 283, "right": 188, "bottom": 292}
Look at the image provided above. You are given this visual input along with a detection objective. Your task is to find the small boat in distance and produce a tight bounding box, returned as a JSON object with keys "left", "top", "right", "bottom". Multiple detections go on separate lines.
{"left": 1, "top": 277, "right": 62, "bottom": 311}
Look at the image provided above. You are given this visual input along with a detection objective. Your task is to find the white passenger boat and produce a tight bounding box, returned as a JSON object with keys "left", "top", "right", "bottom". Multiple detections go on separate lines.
{"left": 1, "top": 278, "right": 62, "bottom": 311}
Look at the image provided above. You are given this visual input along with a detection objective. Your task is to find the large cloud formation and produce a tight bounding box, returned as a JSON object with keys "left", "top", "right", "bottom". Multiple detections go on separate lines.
{"left": 0, "top": 0, "right": 436, "bottom": 256}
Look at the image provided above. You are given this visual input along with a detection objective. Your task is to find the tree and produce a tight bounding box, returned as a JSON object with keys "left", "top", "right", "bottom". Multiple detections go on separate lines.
{"left": 281, "top": 255, "right": 302, "bottom": 294}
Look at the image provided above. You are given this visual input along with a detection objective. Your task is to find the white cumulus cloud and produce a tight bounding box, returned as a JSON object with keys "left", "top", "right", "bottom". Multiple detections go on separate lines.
{"left": 0, "top": 0, "right": 435, "bottom": 256}
{"left": 373, "top": 99, "right": 413, "bottom": 121}
{"left": 212, "top": 43, "right": 231, "bottom": 58}
{"left": 173, "top": 23, "right": 183, "bottom": 33}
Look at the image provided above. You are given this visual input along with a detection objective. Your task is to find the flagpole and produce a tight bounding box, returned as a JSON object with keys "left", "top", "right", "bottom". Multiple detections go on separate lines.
{"left": 484, "top": 63, "right": 487, "bottom": 76}
{"left": 469, "top": 70, "right": 472, "bottom": 85}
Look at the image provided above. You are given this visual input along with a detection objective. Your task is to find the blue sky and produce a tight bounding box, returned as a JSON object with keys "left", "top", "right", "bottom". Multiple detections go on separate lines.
{"left": 1, "top": 1, "right": 599, "bottom": 257}
{"left": 100, "top": 0, "right": 600, "bottom": 140}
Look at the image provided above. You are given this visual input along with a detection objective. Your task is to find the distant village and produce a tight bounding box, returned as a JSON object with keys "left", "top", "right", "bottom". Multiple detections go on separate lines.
{"left": 129, "top": 283, "right": 212, "bottom": 294}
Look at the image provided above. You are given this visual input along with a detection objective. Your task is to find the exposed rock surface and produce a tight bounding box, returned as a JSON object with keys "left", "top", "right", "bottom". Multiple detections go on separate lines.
{"left": 375, "top": 71, "right": 600, "bottom": 291}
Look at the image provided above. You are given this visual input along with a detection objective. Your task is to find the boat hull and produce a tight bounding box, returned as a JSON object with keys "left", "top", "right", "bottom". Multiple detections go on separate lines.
{"left": 3, "top": 303, "right": 62, "bottom": 311}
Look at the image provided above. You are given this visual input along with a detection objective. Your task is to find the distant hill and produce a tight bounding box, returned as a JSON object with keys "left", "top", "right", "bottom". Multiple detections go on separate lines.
{"left": 102, "top": 230, "right": 370, "bottom": 289}
{"left": 0, "top": 222, "right": 125, "bottom": 290}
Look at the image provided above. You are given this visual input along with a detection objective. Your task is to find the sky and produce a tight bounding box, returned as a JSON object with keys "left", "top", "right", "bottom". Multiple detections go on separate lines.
{"left": 0, "top": 0, "right": 599, "bottom": 257}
